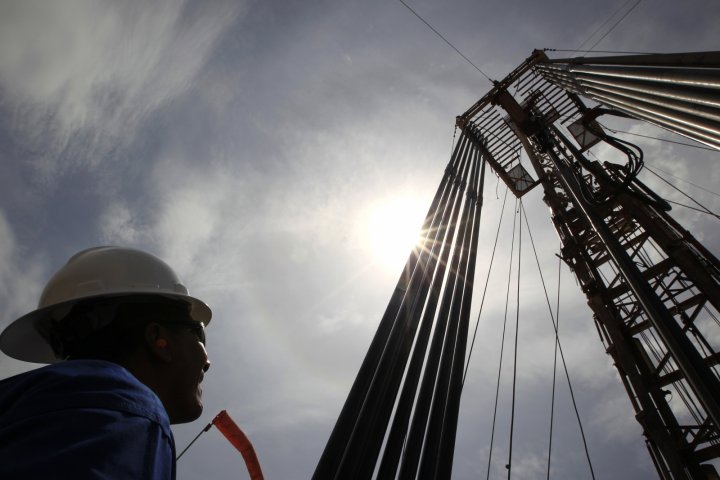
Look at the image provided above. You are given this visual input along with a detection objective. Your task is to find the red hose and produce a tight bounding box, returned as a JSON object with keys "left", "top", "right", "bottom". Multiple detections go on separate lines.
{"left": 212, "top": 410, "right": 264, "bottom": 480}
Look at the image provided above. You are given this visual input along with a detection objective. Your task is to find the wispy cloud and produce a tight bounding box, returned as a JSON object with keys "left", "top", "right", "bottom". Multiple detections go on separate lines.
{"left": 0, "top": 0, "right": 242, "bottom": 177}
{"left": 0, "top": 210, "right": 45, "bottom": 324}
{"left": 0, "top": 209, "right": 47, "bottom": 378}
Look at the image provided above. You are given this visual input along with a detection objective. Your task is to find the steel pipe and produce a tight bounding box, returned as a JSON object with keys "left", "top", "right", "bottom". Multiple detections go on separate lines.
{"left": 574, "top": 74, "right": 720, "bottom": 109}
{"left": 579, "top": 80, "right": 720, "bottom": 124}
{"left": 537, "top": 63, "right": 720, "bottom": 150}
{"left": 312, "top": 133, "right": 470, "bottom": 480}
{"left": 336, "top": 135, "right": 475, "bottom": 480}
{"left": 585, "top": 88, "right": 720, "bottom": 150}
{"left": 546, "top": 51, "right": 720, "bottom": 68}
{"left": 562, "top": 64, "right": 720, "bottom": 90}
{"left": 539, "top": 63, "right": 720, "bottom": 109}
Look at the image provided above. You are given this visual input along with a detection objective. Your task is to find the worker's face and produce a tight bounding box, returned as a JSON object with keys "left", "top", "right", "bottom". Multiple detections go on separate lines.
{"left": 164, "top": 322, "right": 211, "bottom": 424}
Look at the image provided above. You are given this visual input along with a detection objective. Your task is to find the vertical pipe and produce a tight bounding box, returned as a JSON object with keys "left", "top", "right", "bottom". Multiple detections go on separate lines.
{"left": 418, "top": 140, "right": 480, "bottom": 479}
{"left": 435, "top": 148, "right": 487, "bottom": 479}
{"left": 397, "top": 140, "right": 476, "bottom": 480}
{"left": 312, "top": 134, "right": 467, "bottom": 480}
{"left": 376, "top": 144, "right": 476, "bottom": 478}
{"left": 334, "top": 134, "right": 474, "bottom": 479}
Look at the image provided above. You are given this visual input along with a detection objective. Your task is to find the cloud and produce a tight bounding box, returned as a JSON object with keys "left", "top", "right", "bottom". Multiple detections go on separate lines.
{"left": 0, "top": 210, "right": 45, "bottom": 324}
{"left": 588, "top": 389, "right": 643, "bottom": 442}
{"left": 0, "top": 209, "right": 47, "bottom": 378}
{"left": 99, "top": 202, "right": 143, "bottom": 245}
{"left": 0, "top": 0, "right": 242, "bottom": 177}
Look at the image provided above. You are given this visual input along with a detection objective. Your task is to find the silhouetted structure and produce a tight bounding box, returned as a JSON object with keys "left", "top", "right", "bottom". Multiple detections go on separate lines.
{"left": 315, "top": 50, "right": 720, "bottom": 480}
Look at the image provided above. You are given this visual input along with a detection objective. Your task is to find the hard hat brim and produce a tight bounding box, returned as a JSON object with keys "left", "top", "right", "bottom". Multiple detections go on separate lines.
{"left": 0, "top": 292, "right": 212, "bottom": 364}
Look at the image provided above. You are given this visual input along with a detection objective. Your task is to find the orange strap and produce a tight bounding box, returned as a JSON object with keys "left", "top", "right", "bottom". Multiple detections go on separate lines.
{"left": 212, "top": 410, "right": 264, "bottom": 480}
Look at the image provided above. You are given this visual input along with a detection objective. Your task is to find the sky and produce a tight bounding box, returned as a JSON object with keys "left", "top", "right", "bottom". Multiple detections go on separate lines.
{"left": 0, "top": 0, "right": 718, "bottom": 478}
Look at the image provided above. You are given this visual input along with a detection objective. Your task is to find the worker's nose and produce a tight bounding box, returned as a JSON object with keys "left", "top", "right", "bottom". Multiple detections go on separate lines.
{"left": 203, "top": 360, "right": 211, "bottom": 373}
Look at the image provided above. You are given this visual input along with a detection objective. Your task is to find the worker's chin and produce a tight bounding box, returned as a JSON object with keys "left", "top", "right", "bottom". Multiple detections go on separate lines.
{"left": 170, "top": 402, "right": 203, "bottom": 425}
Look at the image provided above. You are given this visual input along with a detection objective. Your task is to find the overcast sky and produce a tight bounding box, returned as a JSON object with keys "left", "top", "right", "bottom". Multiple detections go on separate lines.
{"left": 1, "top": 0, "right": 719, "bottom": 479}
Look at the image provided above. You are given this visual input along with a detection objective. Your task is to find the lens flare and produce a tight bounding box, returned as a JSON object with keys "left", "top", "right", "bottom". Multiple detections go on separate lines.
{"left": 364, "top": 196, "right": 426, "bottom": 270}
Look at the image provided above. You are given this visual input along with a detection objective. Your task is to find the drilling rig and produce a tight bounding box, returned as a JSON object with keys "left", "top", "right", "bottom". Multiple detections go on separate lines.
{"left": 315, "top": 50, "right": 720, "bottom": 480}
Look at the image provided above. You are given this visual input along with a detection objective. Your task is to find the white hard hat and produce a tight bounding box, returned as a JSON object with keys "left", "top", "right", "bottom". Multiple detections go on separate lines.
{"left": 0, "top": 246, "right": 212, "bottom": 364}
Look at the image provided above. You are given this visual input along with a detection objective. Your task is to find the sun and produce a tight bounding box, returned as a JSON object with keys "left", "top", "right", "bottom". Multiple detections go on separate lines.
{"left": 364, "top": 195, "right": 427, "bottom": 271}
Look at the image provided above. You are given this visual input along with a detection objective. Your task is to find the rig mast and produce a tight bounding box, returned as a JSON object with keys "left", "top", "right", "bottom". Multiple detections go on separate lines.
{"left": 316, "top": 51, "right": 720, "bottom": 479}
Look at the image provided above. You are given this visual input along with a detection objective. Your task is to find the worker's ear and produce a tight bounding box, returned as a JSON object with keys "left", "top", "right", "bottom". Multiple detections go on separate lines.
{"left": 145, "top": 323, "right": 172, "bottom": 363}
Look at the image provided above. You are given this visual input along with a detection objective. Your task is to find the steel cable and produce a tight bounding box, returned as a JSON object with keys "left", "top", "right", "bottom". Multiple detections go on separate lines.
{"left": 520, "top": 203, "right": 597, "bottom": 480}
{"left": 506, "top": 200, "right": 523, "bottom": 479}
{"left": 643, "top": 166, "right": 720, "bottom": 220}
{"left": 546, "top": 252, "right": 562, "bottom": 480}
{"left": 464, "top": 187, "right": 510, "bottom": 386}
{"left": 484, "top": 196, "right": 519, "bottom": 480}
{"left": 582, "top": 0, "right": 643, "bottom": 56}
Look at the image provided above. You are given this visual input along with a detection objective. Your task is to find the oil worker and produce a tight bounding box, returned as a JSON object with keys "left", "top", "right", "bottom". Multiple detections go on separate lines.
{"left": 0, "top": 246, "right": 211, "bottom": 479}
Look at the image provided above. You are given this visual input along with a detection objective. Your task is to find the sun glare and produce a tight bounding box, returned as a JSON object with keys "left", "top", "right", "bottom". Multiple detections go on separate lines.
{"left": 365, "top": 195, "right": 427, "bottom": 270}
